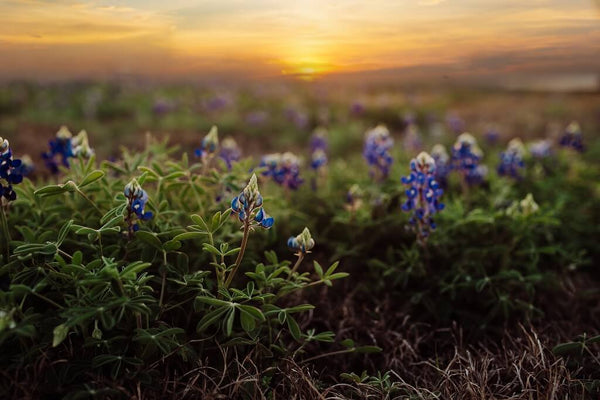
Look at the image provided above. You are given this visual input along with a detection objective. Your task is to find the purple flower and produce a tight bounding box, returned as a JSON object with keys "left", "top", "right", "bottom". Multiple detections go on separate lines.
{"left": 259, "top": 152, "right": 303, "bottom": 190}
{"left": 363, "top": 125, "right": 394, "bottom": 180}
{"left": 401, "top": 152, "right": 444, "bottom": 243}
{"left": 230, "top": 174, "right": 274, "bottom": 229}
{"left": 0, "top": 137, "right": 23, "bottom": 202}
{"left": 559, "top": 121, "right": 584, "bottom": 152}
{"left": 451, "top": 133, "right": 485, "bottom": 185}
{"left": 497, "top": 138, "right": 525, "bottom": 179}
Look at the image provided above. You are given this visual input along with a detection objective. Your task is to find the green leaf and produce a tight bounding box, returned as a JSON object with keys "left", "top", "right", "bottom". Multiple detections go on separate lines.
{"left": 173, "top": 232, "right": 206, "bottom": 241}
{"left": 202, "top": 243, "right": 221, "bottom": 256}
{"left": 224, "top": 308, "right": 235, "bottom": 337}
{"left": 238, "top": 305, "right": 265, "bottom": 322}
{"left": 56, "top": 220, "right": 74, "bottom": 247}
{"left": 79, "top": 170, "right": 105, "bottom": 187}
{"left": 286, "top": 316, "right": 301, "bottom": 341}
{"left": 314, "top": 261, "right": 323, "bottom": 278}
{"left": 163, "top": 240, "right": 182, "bottom": 252}
{"left": 195, "top": 296, "right": 231, "bottom": 307}
{"left": 136, "top": 231, "right": 162, "bottom": 250}
{"left": 552, "top": 342, "right": 582, "bottom": 356}
{"left": 52, "top": 324, "right": 69, "bottom": 347}
{"left": 34, "top": 185, "right": 69, "bottom": 197}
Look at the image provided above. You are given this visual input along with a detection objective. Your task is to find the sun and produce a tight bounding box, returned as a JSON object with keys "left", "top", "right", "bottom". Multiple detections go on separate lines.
{"left": 280, "top": 57, "right": 335, "bottom": 81}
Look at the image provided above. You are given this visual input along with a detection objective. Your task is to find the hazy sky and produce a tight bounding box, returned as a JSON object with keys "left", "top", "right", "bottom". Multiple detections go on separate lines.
{"left": 1, "top": 0, "right": 599, "bottom": 81}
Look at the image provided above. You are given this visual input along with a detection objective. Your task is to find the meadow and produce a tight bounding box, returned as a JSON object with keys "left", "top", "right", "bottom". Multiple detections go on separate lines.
{"left": 0, "top": 81, "right": 599, "bottom": 399}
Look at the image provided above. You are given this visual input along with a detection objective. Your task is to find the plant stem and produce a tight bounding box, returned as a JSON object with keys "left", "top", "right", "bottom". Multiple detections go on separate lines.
{"left": 290, "top": 253, "right": 305, "bottom": 274}
{"left": 224, "top": 219, "right": 250, "bottom": 288}
{"left": 0, "top": 205, "right": 10, "bottom": 262}
{"left": 159, "top": 251, "right": 167, "bottom": 309}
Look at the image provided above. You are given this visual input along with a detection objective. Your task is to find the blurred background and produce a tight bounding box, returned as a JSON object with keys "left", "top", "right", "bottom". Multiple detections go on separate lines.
{"left": 1, "top": 0, "right": 599, "bottom": 167}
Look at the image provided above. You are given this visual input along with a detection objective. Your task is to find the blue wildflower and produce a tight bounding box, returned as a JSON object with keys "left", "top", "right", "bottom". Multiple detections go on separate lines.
{"left": 230, "top": 174, "right": 274, "bottom": 229}
{"left": 219, "top": 137, "right": 241, "bottom": 170}
{"left": 195, "top": 125, "right": 219, "bottom": 162}
{"left": 431, "top": 144, "right": 450, "bottom": 189}
{"left": 403, "top": 124, "right": 422, "bottom": 153}
{"left": 310, "top": 127, "right": 328, "bottom": 171}
{"left": 363, "top": 124, "right": 394, "bottom": 180}
{"left": 451, "top": 133, "right": 485, "bottom": 185}
{"left": 259, "top": 152, "right": 303, "bottom": 190}
{"left": 42, "top": 126, "right": 74, "bottom": 174}
{"left": 42, "top": 127, "right": 93, "bottom": 174}
{"left": 528, "top": 139, "right": 552, "bottom": 159}
{"left": 124, "top": 179, "right": 153, "bottom": 235}
{"left": 484, "top": 128, "right": 500, "bottom": 145}
{"left": 446, "top": 113, "right": 465, "bottom": 134}
{"left": 401, "top": 152, "right": 444, "bottom": 243}
{"left": 288, "top": 227, "right": 315, "bottom": 254}
{"left": 0, "top": 137, "right": 23, "bottom": 202}
{"left": 497, "top": 138, "right": 525, "bottom": 179}
{"left": 559, "top": 121, "right": 584, "bottom": 152}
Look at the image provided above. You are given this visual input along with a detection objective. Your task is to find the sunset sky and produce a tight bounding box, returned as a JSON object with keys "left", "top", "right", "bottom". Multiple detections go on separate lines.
{"left": 1, "top": 0, "right": 599, "bottom": 81}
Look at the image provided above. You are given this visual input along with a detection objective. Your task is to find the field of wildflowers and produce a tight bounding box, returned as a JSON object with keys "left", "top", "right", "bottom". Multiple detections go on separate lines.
{"left": 0, "top": 82, "right": 599, "bottom": 399}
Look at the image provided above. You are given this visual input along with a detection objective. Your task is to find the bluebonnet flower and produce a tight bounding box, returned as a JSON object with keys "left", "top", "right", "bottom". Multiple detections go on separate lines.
{"left": 284, "top": 107, "right": 309, "bottom": 129}
{"left": 259, "top": 152, "right": 304, "bottom": 190}
{"left": 350, "top": 101, "right": 365, "bottom": 115}
{"left": 528, "top": 139, "right": 552, "bottom": 159}
{"left": 484, "top": 128, "right": 500, "bottom": 145}
{"left": 230, "top": 174, "right": 274, "bottom": 229}
{"left": 12, "top": 155, "right": 34, "bottom": 178}
{"left": 559, "top": 121, "right": 584, "bottom": 152}
{"left": 42, "top": 127, "right": 93, "bottom": 173}
{"left": 403, "top": 124, "right": 422, "bottom": 153}
{"left": 0, "top": 137, "right": 23, "bottom": 202}
{"left": 288, "top": 227, "right": 315, "bottom": 254}
{"left": 195, "top": 126, "right": 219, "bottom": 167}
{"left": 497, "top": 138, "right": 525, "bottom": 179}
{"left": 401, "top": 152, "right": 444, "bottom": 243}
{"left": 431, "top": 144, "right": 450, "bottom": 189}
{"left": 152, "top": 98, "right": 175, "bottom": 116}
{"left": 245, "top": 111, "right": 269, "bottom": 126}
{"left": 310, "top": 127, "right": 328, "bottom": 171}
{"left": 446, "top": 113, "right": 465, "bottom": 134}
{"left": 124, "top": 179, "right": 153, "bottom": 236}
{"left": 451, "top": 133, "right": 485, "bottom": 185}
{"left": 42, "top": 126, "right": 74, "bottom": 174}
{"left": 363, "top": 124, "right": 394, "bottom": 180}
{"left": 345, "top": 184, "right": 364, "bottom": 213}
{"left": 219, "top": 137, "right": 241, "bottom": 170}
{"left": 204, "top": 94, "right": 231, "bottom": 112}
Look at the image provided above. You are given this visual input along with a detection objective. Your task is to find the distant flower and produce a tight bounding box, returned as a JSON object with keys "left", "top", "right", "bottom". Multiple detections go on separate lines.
{"left": 403, "top": 124, "right": 422, "bottom": 152}
{"left": 345, "top": 184, "right": 364, "bottom": 213}
{"left": 42, "top": 127, "right": 93, "bottom": 173}
{"left": 72, "top": 130, "right": 94, "bottom": 158}
{"left": 124, "top": 179, "right": 153, "bottom": 235}
{"left": 0, "top": 137, "right": 23, "bottom": 202}
{"left": 497, "top": 138, "right": 525, "bottom": 179}
{"left": 451, "top": 133, "right": 485, "bottom": 185}
{"left": 401, "top": 152, "right": 444, "bottom": 243}
{"left": 528, "top": 139, "right": 552, "bottom": 159}
{"left": 152, "top": 98, "right": 175, "bottom": 116}
{"left": 245, "top": 110, "right": 269, "bottom": 126}
{"left": 363, "top": 124, "right": 394, "bottom": 180}
{"left": 446, "top": 113, "right": 465, "bottom": 134}
{"left": 484, "top": 128, "right": 500, "bottom": 145}
{"left": 42, "top": 126, "right": 74, "bottom": 174}
{"left": 310, "top": 127, "right": 328, "bottom": 171}
{"left": 195, "top": 125, "right": 219, "bottom": 163}
{"left": 259, "top": 152, "right": 303, "bottom": 190}
{"left": 204, "top": 94, "right": 231, "bottom": 112}
{"left": 284, "top": 107, "right": 309, "bottom": 129}
{"left": 288, "top": 227, "right": 315, "bottom": 254}
{"left": 219, "top": 137, "right": 241, "bottom": 170}
{"left": 559, "top": 121, "right": 584, "bottom": 152}
{"left": 350, "top": 101, "right": 365, "bottom": 115}
{"left": 431, "top": 144, "right": 450, "bottom": 189}
{"left": 230, "top": 174, "right": 274, "bottom": 228}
